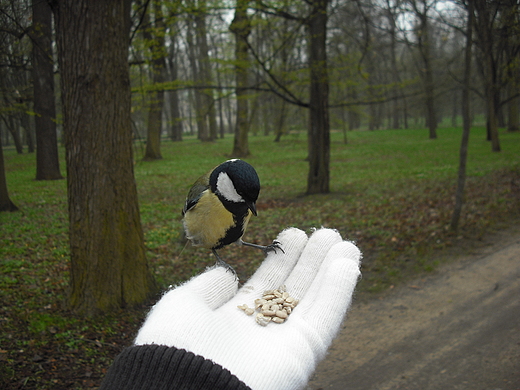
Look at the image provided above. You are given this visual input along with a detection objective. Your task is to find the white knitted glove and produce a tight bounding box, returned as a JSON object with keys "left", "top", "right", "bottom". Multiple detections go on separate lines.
{"left": 135, "top": 227, "right": 361, "bottom": 390}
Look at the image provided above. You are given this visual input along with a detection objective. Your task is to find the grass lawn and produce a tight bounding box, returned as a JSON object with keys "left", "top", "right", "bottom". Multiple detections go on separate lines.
{"left": 1, "top": 126, "right": 519, "bottom": 389}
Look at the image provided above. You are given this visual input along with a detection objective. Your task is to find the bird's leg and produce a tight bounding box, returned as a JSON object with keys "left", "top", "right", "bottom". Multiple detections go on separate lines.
{"left": 241, "top": 240, "right": 284, "bottom": 256}
{"left": 212, "top": 249, "right": 237, "bottom": 276}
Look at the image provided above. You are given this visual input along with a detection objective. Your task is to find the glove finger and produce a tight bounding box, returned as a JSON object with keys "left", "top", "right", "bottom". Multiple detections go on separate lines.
{"left": 284, "top": 228, "right": 343, "bottom": 300}
{"left": 134, "top": 267, "right": 238, "bottom": 347}
{"left": 186, "top": 266, "right": 239, "bottom": 310}
{"left": 294, "top": 241, "right": 361, "bottom": 346}
{"left": 231, "top": 228, "right": 308, "bottom": 304}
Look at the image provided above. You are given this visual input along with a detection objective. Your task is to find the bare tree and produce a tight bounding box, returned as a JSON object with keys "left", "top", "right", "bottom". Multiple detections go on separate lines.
{"left": 507, "top": 83, "right": 519, "bottom": 132}
{"left": 194, "top": 0, "right": 218, "bottom": 141}
{"left": 0, "top": 134, "right": 18, "bottom": 212}
{"left": 408, "top": 0, "right": 438, "bottom": 139}
{"left": 385, "top": 0, "right": 405, "bottom": 129}
{"left": 473, "top": 0, "right": 500, "bottom": 151}
{"left": 163, "top": 3, "right": 184, "bottom": 141}
{"left": 166, "top": 26, "right": 184, "bottom": 141}
{"left": 31, "top": 0, "right": 63, "bottom": 180}
{"left": 53, "top": 0, "right": 156, "bottom": 315}
{"left": 306, "top": 0, "right": 330, "bottom": 194}
{"left": 503, "top": 0, "right": 520, "bottom": 133}
{"left": 451, "top": 0, "right": 474, "bottom": 231}
{"left": 230, "top": 0, "right": 252, "bottom": 157}
{"left": 142, "top": 0, "right": 166, "bottom": 160}
{"left": 0, "top": 0, "right": 30, "bottom": 155}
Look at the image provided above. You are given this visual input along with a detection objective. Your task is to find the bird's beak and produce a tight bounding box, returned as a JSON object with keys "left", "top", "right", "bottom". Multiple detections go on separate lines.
{"left": 248, "top": 202, "right": 257, "bottom": 216}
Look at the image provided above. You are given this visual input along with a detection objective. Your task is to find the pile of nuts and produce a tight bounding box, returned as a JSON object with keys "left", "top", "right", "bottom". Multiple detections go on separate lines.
{"left": 238, "top": 286, "right": 299, "bottom": 326}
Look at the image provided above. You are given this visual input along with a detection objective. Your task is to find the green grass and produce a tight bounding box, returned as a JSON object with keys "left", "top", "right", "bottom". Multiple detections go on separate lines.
{"left": 131, "top": 126, "right": 519, "bottom": 283}
{"left": 1, "top": 125, "right": 519, "bottom": 388}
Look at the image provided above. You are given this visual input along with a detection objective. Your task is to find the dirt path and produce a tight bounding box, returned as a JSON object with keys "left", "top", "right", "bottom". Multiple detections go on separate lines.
{"left": 307, "top": 226, "right": 520, "bottom": 390}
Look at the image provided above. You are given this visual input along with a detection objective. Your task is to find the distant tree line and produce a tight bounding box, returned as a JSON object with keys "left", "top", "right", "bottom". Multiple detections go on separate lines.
{"left": 1, "top": 1, "right": 519, "bottom": 155}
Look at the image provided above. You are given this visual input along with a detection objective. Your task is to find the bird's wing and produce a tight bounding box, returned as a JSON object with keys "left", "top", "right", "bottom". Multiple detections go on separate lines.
{"left": 182, "top": 172, "right": 211, "bottom": 215}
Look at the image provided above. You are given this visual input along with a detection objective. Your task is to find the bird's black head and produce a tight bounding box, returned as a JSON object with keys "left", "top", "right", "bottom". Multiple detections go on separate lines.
{"left": 209, "top": 159, "right": 260, "bottom": 215}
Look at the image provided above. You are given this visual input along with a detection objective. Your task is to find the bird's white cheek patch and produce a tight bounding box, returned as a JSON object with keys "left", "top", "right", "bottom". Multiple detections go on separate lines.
{"left": 216, "top": 172, "right": 244, "bottom": 203}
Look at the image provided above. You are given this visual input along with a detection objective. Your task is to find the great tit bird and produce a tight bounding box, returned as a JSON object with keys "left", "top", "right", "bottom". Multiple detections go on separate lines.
{"left": 182, "top": 159, "right": 281, "bottom": 272}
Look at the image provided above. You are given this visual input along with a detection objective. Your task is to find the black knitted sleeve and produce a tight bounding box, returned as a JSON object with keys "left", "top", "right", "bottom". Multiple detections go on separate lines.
{"left": 99, "top": 344, "right": 252, "bottom": 390}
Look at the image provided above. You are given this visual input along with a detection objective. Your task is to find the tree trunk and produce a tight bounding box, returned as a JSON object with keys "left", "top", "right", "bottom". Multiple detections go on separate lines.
{"left": 230, "top": 0, "right": 251, "bottom": 157}
{"left": 186, "top": 17, "right": 209, "bottom": 141}
{"left": 21, "top": 112, "right": 35, "bottom": 154}
{"left": 53, "top": 0, "right": 156, "bottom": 316}
{"left": 273, "top": 99, "right": 287, "bottom": 142}
{"left": 165, "top": 0, "right": 183, "bottom": 141}
{"left": 348, "top": 87, "right": 360, "bottom": 130}
{"left": 167, "top": 58, "right": 183, "bottom": 141}
{"left": 31, "top": 0, "right": 63, "bottom": 180}
{"left": 451, "top": 0, "right": 473, "bottom": 232}
{"left": 487, "top": 87, "right": 501, "bottom": 151}
{"left": 504, "top": 2, "right": 519, "bottom": 133}
{"left": 211, "top": 32, "right": 226, "bottom": 139}
{"left": 306, "top": 0, "right": 330, "bottom": 195}
{"left": 144, "top": 90, "right": 164, "bottom": 160}
{"left": 0, "top": 135, "right": 19, "bottom": 212}
{"left": 507, "top": 83, "right": 519, "bottom": 132}
{"left": 417, "top": 9, "right": 437, "bottom": 139}
{"left": 388, "top": 6, "right": 401, "bottom": 130}
{"left": 408, "top": 1, "right": 437, "bottom": 138}
{"left": 142, "top": 1, "right": 165, "bottom": 161}
{"left": 341, "top": 108, "right": 348, "bottom": 144}
{"left": 214, "top": 51, "right": 226, "bottom": 138}
{"left": 4, "top": 116, "right": 23, "bottom": 154}
{"left": 423, "top": 66, "right": 437, "bottom": 139}
{"left": 272, "top": 16, "right": 290, "bottom": 142}
{"left": 474, "top": 0, "right": 500, "bottom": 152}
{"left": 451, "top": 90, "right": 458, "bottom": 127}
{"left": 194, "top": 3, "right": 217, "bottom": 141}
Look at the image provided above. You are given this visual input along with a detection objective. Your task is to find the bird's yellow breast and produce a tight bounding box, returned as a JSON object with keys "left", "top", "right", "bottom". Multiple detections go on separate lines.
{"left": 183, "top": 190, "right": 251, "bottom": 249}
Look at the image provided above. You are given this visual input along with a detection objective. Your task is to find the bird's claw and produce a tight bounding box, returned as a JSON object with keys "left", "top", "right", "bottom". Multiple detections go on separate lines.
{"left": 263, "top": 240, "right": 284, "bottom": 256}
{"left": 241, "top": 240, "right": 284, "bottom": 257}
{"left": 213, "top": 249, "right": 238, "bottom": 280}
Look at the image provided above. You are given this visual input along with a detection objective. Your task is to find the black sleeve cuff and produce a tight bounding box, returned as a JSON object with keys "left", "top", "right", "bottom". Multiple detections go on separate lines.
{"left": 99, "top": 344, "right": 252, "bottom": 390}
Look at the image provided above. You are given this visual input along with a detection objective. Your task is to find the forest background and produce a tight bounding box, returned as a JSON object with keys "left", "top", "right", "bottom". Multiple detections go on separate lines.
{"left": 0, "top": 0, "right": 519, "bottom": 388}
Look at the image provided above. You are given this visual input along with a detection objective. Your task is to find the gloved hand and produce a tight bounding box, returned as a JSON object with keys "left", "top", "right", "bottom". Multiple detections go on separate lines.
{"left": 135, "top": 227, "right": 361, "bottom": 390}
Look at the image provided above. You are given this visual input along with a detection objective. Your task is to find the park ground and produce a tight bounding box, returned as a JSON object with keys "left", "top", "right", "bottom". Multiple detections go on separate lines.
{"left": 308, "top": 224, "right": 520, "bottom": 390}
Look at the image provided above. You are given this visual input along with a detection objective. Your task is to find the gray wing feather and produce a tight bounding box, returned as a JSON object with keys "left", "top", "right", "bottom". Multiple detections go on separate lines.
{"left": 182, "top": 172, "right": 211, "bottom": 215}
